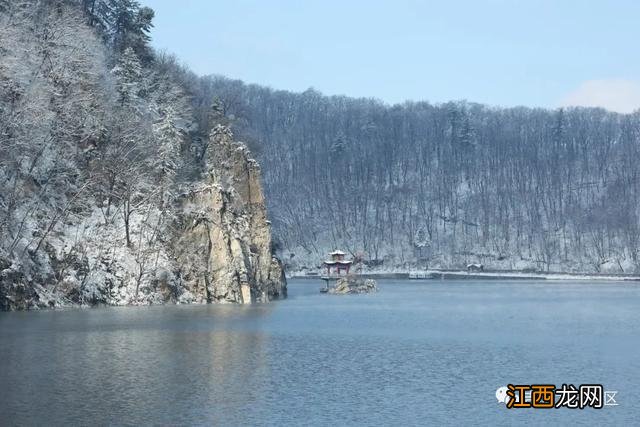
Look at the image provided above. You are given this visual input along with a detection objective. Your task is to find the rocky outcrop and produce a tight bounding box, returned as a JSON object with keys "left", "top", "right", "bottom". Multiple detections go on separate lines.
{"left": 0, "top": 125, "right": 286, "bottom": 310}
{"left": 329, "top": 277, "right": 377, "bottom": 294}
{"left": 0, "top": 3, "right": 286, "bottom": 311}
{"left": 170, "top": 125, "right": 287, "bottom": 304}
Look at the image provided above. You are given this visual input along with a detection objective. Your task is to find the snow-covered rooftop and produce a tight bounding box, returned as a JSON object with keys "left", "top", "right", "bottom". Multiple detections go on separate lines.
{"left": 323, "top": 260, "right": 353, "bottom": 265}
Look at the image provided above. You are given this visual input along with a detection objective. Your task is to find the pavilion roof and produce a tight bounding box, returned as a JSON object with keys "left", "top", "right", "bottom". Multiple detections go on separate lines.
{"left": 323, "top": 260, "right": 353, "bottom": 265}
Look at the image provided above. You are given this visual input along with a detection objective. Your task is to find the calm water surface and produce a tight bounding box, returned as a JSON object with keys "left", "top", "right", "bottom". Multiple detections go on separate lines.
{"left": 1, "top": 279, "right": 639, "bottom": 425}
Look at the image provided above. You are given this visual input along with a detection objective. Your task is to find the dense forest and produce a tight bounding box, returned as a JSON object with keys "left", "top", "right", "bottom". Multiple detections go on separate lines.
{"left": 199, "top": 79, "right": 640, "bottom": 273}
{"left": 0, "top": 0, "right": 285, "bottom": 309}
{"left": 2, "top": 0, "right": 639, "bottom": 284}
{"left": 1, "top": 0, "right": 191, "bottom": 288}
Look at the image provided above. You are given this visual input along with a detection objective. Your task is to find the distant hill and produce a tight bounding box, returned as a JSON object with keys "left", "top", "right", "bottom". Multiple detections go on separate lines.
{"left": 199, "top": 77, "right": 640, "bottom": 274}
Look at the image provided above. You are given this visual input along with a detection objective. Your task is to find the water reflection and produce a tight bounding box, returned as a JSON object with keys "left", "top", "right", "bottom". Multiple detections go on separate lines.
{"left": 2, "top": 281, "right": 640, "bottom": 425}
{"left": 0, "top": 304, "right": 274, "bottom": 425}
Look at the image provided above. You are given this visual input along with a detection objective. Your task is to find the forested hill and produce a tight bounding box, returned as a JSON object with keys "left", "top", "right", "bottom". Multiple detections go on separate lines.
{"left": 199, "top": 78, "right": 640, "bottom": 274}
{"left": 0, "top": 1, "right": 285, "bottom": 310}
{"left": 3, "top": 1, "right": 639, "bottom": 283}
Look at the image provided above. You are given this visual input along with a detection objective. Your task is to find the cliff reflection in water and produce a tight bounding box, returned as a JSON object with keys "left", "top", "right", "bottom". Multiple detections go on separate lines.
{"left": 0, "top": 304, "right": 274, "bottom": 425}
{"left": 3, "top": 280, "right": 639, "bottom": 425}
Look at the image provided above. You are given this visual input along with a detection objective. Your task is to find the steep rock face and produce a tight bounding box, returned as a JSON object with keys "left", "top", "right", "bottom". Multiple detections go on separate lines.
{"left": 0, "top": 2, "right": 286, "bottom": 311}
{"left": 169, "top": 125, "right": 287, "bottom": 304}
{"left": 0, "top": 126, "right": 286, "bottom": 310}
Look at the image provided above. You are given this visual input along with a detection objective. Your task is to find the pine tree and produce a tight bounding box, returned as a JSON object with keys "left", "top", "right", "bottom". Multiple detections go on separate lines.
{"left": 81, "top": 0, "right": 114, "bottom": 35}
{"left": 153, "top": 106, "right": 182, "bottom": 178}
{"left": 330, "top": 131, "right": 347, "bottom": 154}
{"left": 111, "top": 0, "right": 153, "bottom": 61}
{"left": 111, "top": 47, "right": 142, "bottom": 106}
{"left": 151, "top": 106, "right": 183, "bottom": 206}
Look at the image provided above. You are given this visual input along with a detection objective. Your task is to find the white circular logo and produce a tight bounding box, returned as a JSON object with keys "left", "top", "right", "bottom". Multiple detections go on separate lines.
{"left": 496, "top": 386, "right": 509, "bottom": 404}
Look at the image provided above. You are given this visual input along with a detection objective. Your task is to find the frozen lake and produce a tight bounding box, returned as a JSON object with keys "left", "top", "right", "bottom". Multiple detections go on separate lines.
{"left": 1, "top": 279, "right": 639, "bottom": 425}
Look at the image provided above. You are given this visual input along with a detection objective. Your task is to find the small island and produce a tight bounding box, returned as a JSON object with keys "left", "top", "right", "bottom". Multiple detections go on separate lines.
{"left": 329, "top": 276, "right": 378, "bottom": 294}
{"left": 320, "top": 250, "right": 377, "bottom": 294}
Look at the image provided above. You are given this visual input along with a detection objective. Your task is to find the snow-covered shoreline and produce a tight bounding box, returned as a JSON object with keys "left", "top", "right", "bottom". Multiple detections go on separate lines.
{"left": 414, "top": 270, "right": 640, "bottom": 281}
{"left": 289, "top": 269, "right": 640, "bottom": 282}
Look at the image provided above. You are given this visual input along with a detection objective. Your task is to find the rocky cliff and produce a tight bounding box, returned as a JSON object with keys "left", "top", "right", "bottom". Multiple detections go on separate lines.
{"left": 0, "top": 126, "right": 286, "bottom": 310}
{"left": 0, "top": 1, "right": 286, "bottom": 310}
{"left": 170, "top": 125, "right": 287, "bottom": 304}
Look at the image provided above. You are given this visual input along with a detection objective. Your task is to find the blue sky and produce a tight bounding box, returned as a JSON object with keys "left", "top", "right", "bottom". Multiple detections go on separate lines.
{"left": 142, "top": 0, "right": 640, "bottom": 112}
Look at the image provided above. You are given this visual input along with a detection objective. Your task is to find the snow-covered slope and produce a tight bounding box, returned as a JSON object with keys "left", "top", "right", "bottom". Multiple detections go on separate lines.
{"left": 0, "top": 2, "right": 285, "bottom": 310}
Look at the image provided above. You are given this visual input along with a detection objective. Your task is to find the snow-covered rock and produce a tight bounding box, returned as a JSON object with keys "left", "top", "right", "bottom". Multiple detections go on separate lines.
{"left": 0, "top": 128, "right": 286, "bottom": 311}
{"left": 329, "top": 277, "right": 378, "bottom": 295}
{"left": 171, "top": 127, "right": 287, "bottom": 303}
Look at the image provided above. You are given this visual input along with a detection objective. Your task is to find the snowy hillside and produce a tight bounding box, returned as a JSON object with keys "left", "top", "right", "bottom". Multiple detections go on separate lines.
{"left": 0, "top": 1, "right": 285, "bottom": 310}
{"left": 200, "top": 79, "right": 640, "bottom": 274}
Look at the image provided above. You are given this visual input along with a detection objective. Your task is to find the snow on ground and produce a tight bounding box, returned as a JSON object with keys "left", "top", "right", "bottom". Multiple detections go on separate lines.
{"left": 413, "top": 270, "right": 640, "bottom": 281}
{"left": 13, "top": 204, "right": 183, "bottom": 309}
